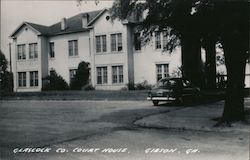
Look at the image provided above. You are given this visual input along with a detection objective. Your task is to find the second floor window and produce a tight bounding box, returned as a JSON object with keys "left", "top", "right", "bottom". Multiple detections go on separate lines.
{"left": 49, "top": 42, "right": 55, "bottom": 58}
{"left": 30, "top": 71, "right": 38, "bottom": 87}
{"left": 18, "top": 72, "right": 26, "bottom": 87}
{"left": 96, "top": 67, "right": 107, "bottom": 84}
{"left": 134, "top": 33, "right": 141, "bottom": 51}
{"left": 111, "top": 33, "right": 122, "bottom": 52}
{"left": 68, "top": 40, "right": 78, "bottom": 56}
{"left": 96, "top": 35, "right": 107, "bottom": 53}
{"left": 29, "top": 43, "right": 38, "bottom": 59}
{"left": 162, "top": 31, "right": 168, "bottom": 49}
{"left": 155, "top": 32, "right": 161, "bottom": 49}
{"left": 17, "top": 44, "right": 26, "bottom": 60}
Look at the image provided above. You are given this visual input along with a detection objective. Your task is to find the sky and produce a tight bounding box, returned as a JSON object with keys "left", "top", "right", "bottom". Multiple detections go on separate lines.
{"left": 0, "top": 0, "right": 114, "bottom": 61}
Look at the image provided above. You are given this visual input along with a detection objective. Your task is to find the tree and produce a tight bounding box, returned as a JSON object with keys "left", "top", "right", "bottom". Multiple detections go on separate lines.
{"left": 110, "top": 0, "right": 249, "bottom": 122}
{"left": 0, "top": 50, "right": 13, "bottom": 93}
{"left": 70, "top": 61, "right": 90, "bottom": 90}
{"left": 42, "top": 69, "right": 69, "bottom": 91}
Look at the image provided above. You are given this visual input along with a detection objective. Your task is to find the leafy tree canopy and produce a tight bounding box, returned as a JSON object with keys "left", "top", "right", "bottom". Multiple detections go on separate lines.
{"left": 110, "top": 0, "right": 249, "bottom": 52}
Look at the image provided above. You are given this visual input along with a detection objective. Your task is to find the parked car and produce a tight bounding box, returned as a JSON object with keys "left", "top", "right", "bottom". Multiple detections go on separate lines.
{"left": 147, "top": 77, "right": 200, "bottom": 106}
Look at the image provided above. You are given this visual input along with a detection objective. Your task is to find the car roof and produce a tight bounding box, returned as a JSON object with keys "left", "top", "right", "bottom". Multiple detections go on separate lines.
{"left": 160, "top": 77, "right": 184, "bottom": 81}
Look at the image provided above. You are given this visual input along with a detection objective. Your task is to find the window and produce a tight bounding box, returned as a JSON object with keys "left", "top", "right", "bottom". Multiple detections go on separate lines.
{"left": 111, "top": 33, "right": 122, "bottom": 52}
{"left": 30, "top": 71, "right": 38, "bottom": 87}
{"left": 96, "top": 67, "right": 107, "bottom": 84}
{"left": 17, "top": 44, "right": 26, "bottom": 60}
{"left": 69, "top": 69, "right": 77, "bottom": 83}
{"left": 50, "top": 70, "right": 55, "bottom": 75}
{"left": 96, "top": 35, "right": 107, "bottom": 53}
{"left": 18, "top": 72, "right": 26, "bottom": 87}
{"left": 29, "top": 43, "right": 38, "bottom": 59}
{"left": 156, "top": 64, "right": 169, "bottom": 81}
{"left": 68, "top": 40, "right": 78, "bottom": 56}
{"left": 155, "top": 32, "right": 161, "bottom": 49}
{"left": 112, "top": 66, "right": 123, "bottom": 84}
{"left": 162, "top": 31, "right": 168, "bottom": 49}
{"left": 49, "top": 42, "right": 55, "bottom": 58}
{"left": 134, "top": 33, "right": 141, "bottom": 51}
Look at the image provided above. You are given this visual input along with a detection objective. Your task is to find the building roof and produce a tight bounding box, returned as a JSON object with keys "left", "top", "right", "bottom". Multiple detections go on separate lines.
{"left": 10, "top": 9, "right": 107, "bottom": 38}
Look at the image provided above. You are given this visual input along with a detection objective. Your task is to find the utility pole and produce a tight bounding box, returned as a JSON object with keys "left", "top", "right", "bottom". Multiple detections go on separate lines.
{"left": 9, "top": 43, "right": 12, "bottom": 73}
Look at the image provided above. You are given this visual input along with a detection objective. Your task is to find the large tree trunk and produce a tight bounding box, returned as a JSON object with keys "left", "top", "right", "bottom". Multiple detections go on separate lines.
{"left": 181, "top": 35, "right": 204, "bottom": 88}
{"left": 204, "top": 38, "right": 217, "bottom": 89}
{"left": 222, "top": 40, "right": 246, "bottom": 122}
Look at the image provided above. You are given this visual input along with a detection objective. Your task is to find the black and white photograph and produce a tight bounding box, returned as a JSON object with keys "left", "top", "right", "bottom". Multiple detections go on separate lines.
{"left": 0, "top": 0, "right": 249, "bottom": 160}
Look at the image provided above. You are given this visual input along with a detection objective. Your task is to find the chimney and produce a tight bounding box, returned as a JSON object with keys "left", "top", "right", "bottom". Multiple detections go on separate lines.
{"left": 82, "top": 14, "right": 89, "bottom": 28}
{"left": 61, "top": 18, "right": 67, "bottom": 30}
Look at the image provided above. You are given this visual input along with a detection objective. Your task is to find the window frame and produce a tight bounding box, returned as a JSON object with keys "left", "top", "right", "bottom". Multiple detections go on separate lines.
{"left": 112, "top": 65, "right": 124, "bottom": 84}
{"left": 17, "top": 44, "right": 26, "bottom": 60}
{"left": 28, "top": 43, "right": 38, "bottom": 59}
{"left": 96, "top": 66, "right": 108, "bottom": 85}
{"left": 111, "top": 33, "right": 123, "bottom": 52}
{"left": 155, "top": 31, "right": 162, "bottom": 50}
{"left": 18, "top": 72, "right": 26, "bottom": 87}
{"left": 156, "top": 64, "right": 169, "bottom": 81}
{"left": 69, "top": 69, "right": 77, "bottom": 83}
{"left": 49, "top": 42, "right": 55, "bottom": 58}
{"left": 134, "top": 33, "right": 141, "bottom": 51}
{"left": 95, "top": 35, "right": 107, "bottom": 53}
{"left": 30, "top": 71, "right": 38, "bottom": 87}
{"left": 68, "top": 40, "right": 78, "bottom": 57}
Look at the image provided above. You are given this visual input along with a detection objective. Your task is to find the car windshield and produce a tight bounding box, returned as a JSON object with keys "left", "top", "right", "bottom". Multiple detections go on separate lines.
{"left": 157, "top": 79, "right": 178, "bottom": 89}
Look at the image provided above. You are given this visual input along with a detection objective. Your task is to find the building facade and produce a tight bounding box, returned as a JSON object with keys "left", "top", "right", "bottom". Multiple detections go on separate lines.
{"left": 10, "top": 9, "right": 181, "bottom": 92}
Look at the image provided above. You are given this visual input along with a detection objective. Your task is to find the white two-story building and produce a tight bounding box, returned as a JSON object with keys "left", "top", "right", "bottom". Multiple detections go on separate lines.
{"left": 10, "top": 8, "right": 181, "bottom": 92}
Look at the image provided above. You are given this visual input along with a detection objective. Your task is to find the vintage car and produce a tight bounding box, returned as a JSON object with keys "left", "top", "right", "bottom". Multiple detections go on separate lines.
{"left": 147, "top": 77, "right": 200, "bottom": 106}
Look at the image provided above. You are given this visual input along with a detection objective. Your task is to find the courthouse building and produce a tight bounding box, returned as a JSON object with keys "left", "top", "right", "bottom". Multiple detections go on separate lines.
{"left": 10, "top": 8, "right": 182, "bottom": 92}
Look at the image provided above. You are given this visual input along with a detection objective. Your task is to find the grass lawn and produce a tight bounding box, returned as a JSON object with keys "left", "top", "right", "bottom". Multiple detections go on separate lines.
{"left": 0, "top": 90, "right": 149, "bottom": 101}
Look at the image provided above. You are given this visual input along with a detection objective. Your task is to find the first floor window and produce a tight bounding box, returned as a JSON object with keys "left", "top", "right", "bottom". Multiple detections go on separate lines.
{"left": 112, "top": 65, "right": 123, "bottom": 83}
{"left": 96, "top": 67, "right": 107, "bottom": 84}
{"left": 156, "top": 64, "right": 169, "bottom": 81}
{"left": 96, "top": 35, "right": 107, "bottom": 53}
{"left": 29, "top": 43, "right": 38, "bottom": 59}
{"left": 111, "top": 33, "right": 122, "bottom": 52}
{"left": 30, "top": 71, "right": 38, "bottom": 87}
{"left": 69, "top": 69, "right": 77, "bottom": 83}
{"left": 49, "top": 42, "right": 55, "bottom": 58}
{"left": 17, "top": 44, "right": 26, "bottom": 60}
{"left": 18, "top": 72, "right": 26, "bottom": 87}
{"left": 155, "top": 31, "right": 161, "bottom": 49}
{"left": 68, "top": 40, "right": 78, "bottom": 56}
{"left": 50, "top": 70, "right": 55, "bottom": 75}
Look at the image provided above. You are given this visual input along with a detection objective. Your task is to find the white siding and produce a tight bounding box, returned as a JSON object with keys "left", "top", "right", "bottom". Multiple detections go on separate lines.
{"left": 14, "top": 26, "right": 42, "bottom": 92}
{"left": 91, "top": 12, "right": 129, "bottom": 90}
{"left": 48, "top": 32, "right": 91, "bottom": 84}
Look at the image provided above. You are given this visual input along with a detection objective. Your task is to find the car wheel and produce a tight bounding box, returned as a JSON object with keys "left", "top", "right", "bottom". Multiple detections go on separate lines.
{"left": 153, "top": 100, "right": 159, "bottom": 106}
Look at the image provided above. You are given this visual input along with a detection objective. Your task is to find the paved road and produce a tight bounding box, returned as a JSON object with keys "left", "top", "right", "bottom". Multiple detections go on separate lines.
{"left": 0, "top": 100, "right": 248, "bottom": 160}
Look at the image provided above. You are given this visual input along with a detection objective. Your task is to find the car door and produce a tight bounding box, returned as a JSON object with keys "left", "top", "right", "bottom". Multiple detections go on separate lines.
{"left": 182, "top": 79, "right": 196, "bottom": 98}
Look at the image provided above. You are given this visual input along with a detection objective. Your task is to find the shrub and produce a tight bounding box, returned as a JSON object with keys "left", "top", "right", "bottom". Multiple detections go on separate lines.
{"left": 127, "top": 82, "right": 135, "bottom": 90}
{"left": 135, "top": 80, "right": 152, "bottom": 90}
{"left": 127, "top": 81, "right": 152, "bottom": 90}
{"left": 120, "top": 86, "right": 128, "bottom": 91}
{"left": 82, "top": 84, "right": 95, "bottom": 91}
{"left": 70, "top": 61, "right": 90, "bottom": 90}
{"left": 42, "top": 70, "right": 69, "bottom": 91}
{"left": 0, "top": 50, "right": 13, "bottom": 93}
